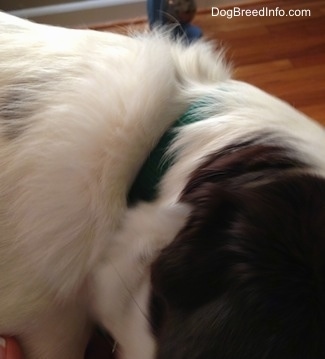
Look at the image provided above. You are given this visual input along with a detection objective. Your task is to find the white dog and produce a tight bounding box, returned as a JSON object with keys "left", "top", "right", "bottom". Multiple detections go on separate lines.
{"left": 0, "top": 12, "right": 325, "bottom": 359}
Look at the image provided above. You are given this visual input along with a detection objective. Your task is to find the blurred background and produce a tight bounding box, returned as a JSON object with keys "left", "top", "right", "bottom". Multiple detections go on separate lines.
{"left": 0, "top": 0, "right": 252, "bottom": 27}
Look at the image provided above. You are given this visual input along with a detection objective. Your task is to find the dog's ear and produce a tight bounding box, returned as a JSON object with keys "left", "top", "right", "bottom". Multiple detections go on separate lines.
{"left": 151, "top": 182, "right": 241, "bottom": 309}
{"left": 151, "top": 172, "right": 325, "bottom": 312}
{"left": 151, "top": 175, "right": 325, "bottom": 359}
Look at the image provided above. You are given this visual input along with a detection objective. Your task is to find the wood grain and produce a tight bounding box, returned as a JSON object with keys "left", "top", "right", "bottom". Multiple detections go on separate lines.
{"left": 195, "top": 0, "right": 325, "bottom": 124}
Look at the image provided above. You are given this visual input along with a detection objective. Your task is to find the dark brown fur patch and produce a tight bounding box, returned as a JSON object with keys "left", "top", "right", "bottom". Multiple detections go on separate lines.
{"left": 181, "top": 141, "right": 306, "bottom": 200}
{"left": 151, "top": 141, "right": 325, "bottom": 359}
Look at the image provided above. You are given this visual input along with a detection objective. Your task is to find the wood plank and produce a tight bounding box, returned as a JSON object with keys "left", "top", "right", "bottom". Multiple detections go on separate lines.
{"left": 234, "top": 59, "right": 293, "bottom": 78}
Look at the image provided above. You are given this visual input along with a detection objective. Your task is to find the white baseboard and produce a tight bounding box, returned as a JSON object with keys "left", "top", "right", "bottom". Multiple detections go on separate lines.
{"left": 9, "top": 0, "right": 260, "bottom": 27}
{"left": 9, "top": 0, "right": 146, "bottom": 27}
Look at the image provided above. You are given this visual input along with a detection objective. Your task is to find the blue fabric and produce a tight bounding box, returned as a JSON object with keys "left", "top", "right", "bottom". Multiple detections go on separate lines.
{"left": 147, "top": 0, "right": 202, "bottom": 42}
{"left": 147, "top": 0, "right": 164, "bottom": 27}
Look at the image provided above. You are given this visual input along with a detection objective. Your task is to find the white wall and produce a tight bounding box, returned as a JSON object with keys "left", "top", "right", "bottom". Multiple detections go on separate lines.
{"left": 9, "top": 0, "right": 258, "bottom": 27}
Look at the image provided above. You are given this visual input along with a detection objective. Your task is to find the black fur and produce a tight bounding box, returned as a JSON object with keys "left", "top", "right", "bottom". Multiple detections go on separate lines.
{"left": 150, "top": 143, "right": 325, "bottom": 359}
{"left": 0, "top": 81, "right": 42, "bottom": 139}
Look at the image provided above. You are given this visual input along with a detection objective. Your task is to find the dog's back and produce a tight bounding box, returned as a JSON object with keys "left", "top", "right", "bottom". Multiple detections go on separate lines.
{"left": 0, "top": 12, "right": 229, "bottom": 359}
{"left": 1, "top": 11, "right": 325, "bottom": 359}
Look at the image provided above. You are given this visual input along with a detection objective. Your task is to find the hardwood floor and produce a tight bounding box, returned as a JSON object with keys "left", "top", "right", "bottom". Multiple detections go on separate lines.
{"left": 94, "top": 0, "right": 325, "bottom": 125}
{"left": 195, "top": 0, "right": 325, "bottom": 125}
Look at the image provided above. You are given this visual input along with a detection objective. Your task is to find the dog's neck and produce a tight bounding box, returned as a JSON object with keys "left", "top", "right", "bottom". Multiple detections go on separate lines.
{"left": 91, "top": 200, "right": 190, "bottom": 359}
{"left": 128, "top": 97, "right": 211, "bottom": 203}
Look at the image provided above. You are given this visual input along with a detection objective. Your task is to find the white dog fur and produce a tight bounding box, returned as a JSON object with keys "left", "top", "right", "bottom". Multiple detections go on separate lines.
{"left": 0, "top": 11, "right": 325, "bottom": 359}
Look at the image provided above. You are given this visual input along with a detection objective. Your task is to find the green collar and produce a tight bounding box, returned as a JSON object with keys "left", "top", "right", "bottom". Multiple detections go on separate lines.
{"left": 128, "top": 98, "right": 211, "bottom": 203}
